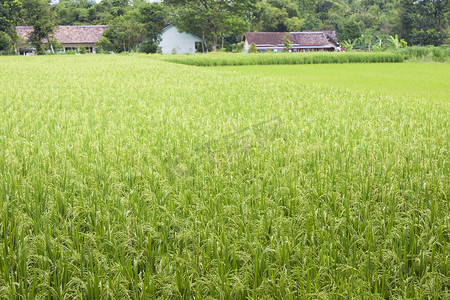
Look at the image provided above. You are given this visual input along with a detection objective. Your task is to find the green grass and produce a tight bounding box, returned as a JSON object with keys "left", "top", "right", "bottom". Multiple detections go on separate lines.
{"left": 400, "top": 46, "right": 450, "bottom": 63}
{"left": 160, "top": 52, "right": 404, "bottom": 66}
{"left": 0, "top": 55, "right": 449, "bottom": 299}
{"left": 217, "top": 63, "right": 450, "bottom": 101}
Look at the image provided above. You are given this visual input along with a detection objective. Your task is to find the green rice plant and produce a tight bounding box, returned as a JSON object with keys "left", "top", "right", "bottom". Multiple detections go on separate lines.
{"left": 217, "top": 63, "right": 450, "bottom": 102}
{"left": 0, "top": 55, "right": 448, "bottom": 299}
{"left": 158, "top": 52, "right": 404, "bottom": 67}
{"left": 399, "top": 45, "right": 450, "bottom": 62}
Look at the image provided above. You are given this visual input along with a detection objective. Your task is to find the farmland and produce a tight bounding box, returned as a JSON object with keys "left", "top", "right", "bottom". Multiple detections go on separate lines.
{"left": 0, "top": 55, "right": 449, "bottom": 299}
{"left": 217, "top": 63, "right": 450, "bottom": 101}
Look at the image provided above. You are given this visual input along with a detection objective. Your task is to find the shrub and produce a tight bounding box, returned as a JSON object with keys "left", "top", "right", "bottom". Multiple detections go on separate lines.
{"left": 249, "top": 43, "right": 257, "bottom": 54}
{"left": 141, "top": 42, "right": 158, "bottom": 54}
{"left": 96, "top": 37, "right": 115, "bottom": 53}
{"left": 0, "top": 32, "right": 12, "bottom": 53}
{"left": 231, "top": 42, "right": 244, "bottom": 53}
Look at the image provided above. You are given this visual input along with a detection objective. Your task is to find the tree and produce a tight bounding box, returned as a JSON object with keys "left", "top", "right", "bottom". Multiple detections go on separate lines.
{"left": 21, "top": 0, "right": 55, "bottom": 54}
{"left": 400, "top": 0, "right": 449, "bottom": 45}
{"left": 0, "top": 31, "right": 12, "bottom": 52}
{"left": 339, "top": 17, "right": 361, "bottom": 41}
{"left": 165, "top": 0, "right": 256, "bottom": 51}
{"left": 102, "top": 11, "right": 145, "bottom": 52}
{"left": 255, "top": 1, "right": 288, "bottom": 32}
{"left": 1, "top": 0, "right": 22, "bottom": 53}
{"left": 285, "top": 16, "right": 305, "bottom": 32}
{"left": 0, "top": 0, "right": 22, "bottom": 31}
{"left": 303, "top": 14, "right": 322, "bottom": 30}
{"left": 54, "top": 0, "right": 96, "bottom": 25}
{"left": 282, "top": 32, "right": 292, "bottom": 51}
{"left": 138, "top": 3, "right": 166, "bottom": 49}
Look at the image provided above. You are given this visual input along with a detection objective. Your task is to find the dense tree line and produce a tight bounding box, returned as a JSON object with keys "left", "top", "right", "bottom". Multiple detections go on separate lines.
{"left": 0, "top": 0, "right": 448, "bottom": 53}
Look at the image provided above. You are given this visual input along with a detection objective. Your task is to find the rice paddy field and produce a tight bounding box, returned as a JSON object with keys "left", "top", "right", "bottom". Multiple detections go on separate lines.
{"left": 217, "top": 63, "right": 450, "bottom": 102}
{"left": 161, "top": 52, "right": 404, "bottom": 66}
{"left": 0, "top": 55, "right": 449, "bottom": 299}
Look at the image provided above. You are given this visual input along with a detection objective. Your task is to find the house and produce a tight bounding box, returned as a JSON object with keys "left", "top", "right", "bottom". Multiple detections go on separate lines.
{"left": 16, "top": 25, "right": 108, "bottom": 54}
{"left": 243, "top": 31, "right": 340, "bottom": 53}
{"left": 158, "top": 24, "right": 202, "bottom": 54}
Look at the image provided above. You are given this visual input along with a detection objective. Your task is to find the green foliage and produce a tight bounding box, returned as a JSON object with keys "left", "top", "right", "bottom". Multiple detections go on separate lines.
{"left": 103, "top": 11, "right": 145, "bottom": 52}
{"left": 339, "top": 18, "right": 362, "bottom": 42}
{"left": 95, "top": 36, "right": 115, "bottom": 52}
{"left": 44, "top": 38, "right": 63, "bottom": 52}
{"left": 79, "top": 46, "right": 88, "bottom": 54}
{"left": 165, "top": 0, "right": 255, "bottom": 51}
{"left": 53, "top": 0, "right": 96, "bottom": 25}
{"left": 302, "top": 14, "right": 322, "bottom": 31}
{"left": 140, "top": 41, "right": 157, "bottom": 54}
{"left": 255, "top": 1, "right": 288, "bottom": 32}
{"left": 21, "top": 0, "right": 56, "bottom": 54}
{"left": 63, "top": 49, "right": 77, "bottom": 54}
{"left": 0, "top": 0, "right": 22, "bottom": 32}
{"left": 400, "top": 39, "right": 407, "bottom": 48}
{"left": 400, "top": 0, "right": 448, "bottom": 46}
{"left": 389, "top": 34, "right": 401, "bottom": 50}
{"left": 0, "top": 31, "right": 12, "bottom": 52}
{"left": 138, "top": 3, "right": 166, "bottom": 45}
{"left": 341, "top": 39, "right": 355, "bottom": 51}
{"left": 248, "top": 42, "right": 257, "bottom": 53}
{"left": 400, "top": 45, "right": 450, "bottom": 62}
{"left": 0, "top": 55, "right": 448, "bottom": 298}
{"left": 13, "top": 0, "right": 448, "bottom": 55}
{"left": 231, "top": 41, "right": 244, "bottom": 53}
{"left": 282, "top": 33, "right": 292, "bottom": 52}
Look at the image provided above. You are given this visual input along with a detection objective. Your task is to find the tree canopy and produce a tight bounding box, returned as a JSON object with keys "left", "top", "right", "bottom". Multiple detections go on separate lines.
{"left": 0, "top": 0, "right": 448, "bottom": 54}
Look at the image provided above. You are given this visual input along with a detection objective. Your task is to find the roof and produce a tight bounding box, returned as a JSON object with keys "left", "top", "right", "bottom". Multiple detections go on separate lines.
{"left": 162, "top": 23, "right": 173, "bottom": 31}
{"left": 290, "top": 32, "right": 329, "bottom": 46}
{"left": 304, "top": 30, "right": 339, "bottom": 46}
{"left": 244, "top": 31, "right": 338, "bottom": 47}
{"left": 16, "top": 25, "right": 108, "bottom": 44}
{"left": 244, "top": 32, "right": 286, "bottom": 46}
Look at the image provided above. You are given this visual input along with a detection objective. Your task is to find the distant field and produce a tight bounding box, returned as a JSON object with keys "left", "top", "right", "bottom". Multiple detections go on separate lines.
{"left": 160, "top": 52, "right": 404, "bottom": 66}
{"left": 0, "top": 55, "right": 448, "bottom": 299}
{"left": 218, "top": 63, "right": 450, "bottom": 101}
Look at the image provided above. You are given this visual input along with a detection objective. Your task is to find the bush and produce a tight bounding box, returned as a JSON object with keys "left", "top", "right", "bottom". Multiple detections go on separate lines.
{"left": 44, "top": 38, "right": 63, "bottom": 53}
{"left": 141, "top": 42, "right": 158, "bottom": 54}
{"left": 248, "top": 43, "right": 257, "bottom": 54}
{"left": 96, "top": 37, "right": 115, "bottom": 53}
{"left": 231, "top": 42, "right": 244, "bottom": 53}
{"left": 64, "top": 50, "right": 77, "bottom": 55}
{"left": 0, "top": 32, "right": 12, "bottom": 53}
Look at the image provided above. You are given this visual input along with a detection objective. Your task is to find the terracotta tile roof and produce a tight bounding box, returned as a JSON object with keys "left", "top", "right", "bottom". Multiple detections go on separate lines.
{"left": 244, "top": 31, "right": 338, "bottom": 47}
{"left": 16, "top": 26, "right": 33, "bottom": 40}
{"left": 305, "top": 30, "right": 338, "bottom": 45}
{"left": 290, "top": 32, "right": 329, "bottom": 46}
{"left": 244, "top": 32, "right": 286, "bottom": 46}
{"left": 16, "top": 25, "right": 108, "bottom": 44}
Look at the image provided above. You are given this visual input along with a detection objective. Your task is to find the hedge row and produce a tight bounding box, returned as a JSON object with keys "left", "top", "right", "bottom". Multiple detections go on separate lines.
{"left": 162, "top": 52, "right": 404, "bottom": 66}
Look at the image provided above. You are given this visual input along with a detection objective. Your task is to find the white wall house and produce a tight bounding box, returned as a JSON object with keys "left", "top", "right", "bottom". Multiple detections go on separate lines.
{"left": 159, "top": 24, "right": 202, "bottom": 54}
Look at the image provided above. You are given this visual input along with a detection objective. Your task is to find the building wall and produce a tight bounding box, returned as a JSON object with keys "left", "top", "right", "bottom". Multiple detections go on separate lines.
{"left": 159, "top": 25, "right": 202, "bottom": 54}
{"left": 244, "top": 39, "right": 249, "bottom": 53}
{"left": 63, "top": 44, "right": 97, "bottom": 53}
